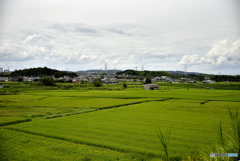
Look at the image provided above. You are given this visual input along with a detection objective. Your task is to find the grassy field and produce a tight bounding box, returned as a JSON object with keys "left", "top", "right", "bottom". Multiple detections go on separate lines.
{"left": 0, "top": 82, "right": 240, "bottom": 160}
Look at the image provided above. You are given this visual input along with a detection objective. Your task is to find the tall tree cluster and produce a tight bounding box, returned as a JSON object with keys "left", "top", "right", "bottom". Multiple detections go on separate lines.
{"left": 116, "top": 70, "right": 172, "bottom": 77}
{"left": 10, "top": 67, "right": 78, "bottom": 78}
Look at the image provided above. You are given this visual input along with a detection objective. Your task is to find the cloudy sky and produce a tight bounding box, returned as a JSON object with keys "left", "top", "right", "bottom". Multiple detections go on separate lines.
{"left": 0, "top": 0, "right": 239, "bottom": 74}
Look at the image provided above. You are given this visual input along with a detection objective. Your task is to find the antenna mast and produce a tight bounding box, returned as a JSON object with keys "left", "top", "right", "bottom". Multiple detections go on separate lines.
{"left": 218, "top": 72, "right": 221, "bottom": 83}
{"left": 6, "top": 64, "right": 9, "bottom": 72}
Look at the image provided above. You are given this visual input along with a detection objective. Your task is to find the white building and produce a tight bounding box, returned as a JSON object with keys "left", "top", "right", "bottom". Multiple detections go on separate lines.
{"left": 202, "top": 80, "right": 213, "bottom": 83}
{"left": 0, "top": 77, "right": 9, "bottom": 82}
{"left": 151, "top": 76, "right": 172, "bottom": 82}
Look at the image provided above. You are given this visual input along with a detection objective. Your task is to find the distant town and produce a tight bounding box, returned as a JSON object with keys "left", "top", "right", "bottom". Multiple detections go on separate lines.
{"left": 0, "top": 67, "right": 239, "bottom": 84}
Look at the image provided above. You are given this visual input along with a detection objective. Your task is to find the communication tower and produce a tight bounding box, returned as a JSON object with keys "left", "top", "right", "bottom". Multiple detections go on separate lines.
{"left": 105, "top": 63, "right": 107, "bottom": 74}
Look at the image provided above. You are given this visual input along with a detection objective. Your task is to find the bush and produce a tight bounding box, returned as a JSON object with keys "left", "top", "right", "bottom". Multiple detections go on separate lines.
{"left": 0, "top": 118, "right": 31, "bottom": 126}
{"left": 18, "top": 78, "right": 23, "bottom": 82}
{"left": 93, "top": 81, "right": 102, "bottom": 87}
{"left": 145, "top": 78, "right": 152, "bottom": 84}
{"left": 123, "top": 83, "right": 127, "bottom": 89}
{"left": 39, "top": 77, "right": 55, "bottom": 86}
{"left": 81, "top": 80, "right": 85, "bottom": 84}
{"left": 57, "top": 79, "right": 65, "bottom": 83}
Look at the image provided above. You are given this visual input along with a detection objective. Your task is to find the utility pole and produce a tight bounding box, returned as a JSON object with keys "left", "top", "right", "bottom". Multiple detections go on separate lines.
{"left": 218, "top": 72, "right": 220, "bottom": 84}
{"left": 185, "top": 65, "right": 189, "bottom": 90}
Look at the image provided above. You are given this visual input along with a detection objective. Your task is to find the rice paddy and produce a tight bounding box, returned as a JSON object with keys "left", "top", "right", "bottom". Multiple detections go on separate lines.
{"left": 0, "top": 82, "right": 239, "bottom": 160}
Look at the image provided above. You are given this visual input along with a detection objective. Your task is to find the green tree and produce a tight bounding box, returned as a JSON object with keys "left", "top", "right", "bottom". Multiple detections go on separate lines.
{"left": 18, "top": 78, "right": 23, "bottom": 82}
{"left": 81, "top": 80, "right": 85, "bottom": 84}
{"left": 10, "top": 67, "right": 78, "bottom": 77}
{"left": 54, "top": 72, "right": 62, "bottom": 78}
{"left": 39, "top": 77, "right": 55, "bottom": 86}
{"left": 123, "top": 83, "right": 127, "bottom": 89}
{"left": 93, "top": 81, "right": 102, "bottom": 87}
{"left": 145, "top": 78, "right": 152, "bottom": 84}
{"left": 197, "top": 75, "right": 204, "bottom": 81}
{"left": 57, "top": 79, "right": 65, "bottom": 83}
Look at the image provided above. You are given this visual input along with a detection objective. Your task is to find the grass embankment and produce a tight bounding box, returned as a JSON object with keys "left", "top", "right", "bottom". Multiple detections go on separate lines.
{"left": 0, "top": 117, "right": 31, "bottom": 126}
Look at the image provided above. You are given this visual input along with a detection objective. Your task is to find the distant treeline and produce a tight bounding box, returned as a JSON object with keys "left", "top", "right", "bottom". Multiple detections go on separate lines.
{"left": 210, "top": 75, "right": 240, "bottom": 82}
{"left": 116, "top": 70, "right": 240, "bottom": 82}
{"left": 116, "top": 70, "right": 172, "bottom": 77}
{"left": 10, "top": 67, "right": 78, "bottom": 78}
{"left": 76, "top": 69, "right": 122, "bottom": 74}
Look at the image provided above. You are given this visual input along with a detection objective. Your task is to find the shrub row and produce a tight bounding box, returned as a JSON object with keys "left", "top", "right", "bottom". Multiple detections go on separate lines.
{"left": 0, "top": 119, "right": 32, "bottom": 126}
{"left": 99, "top": 98, "right": 169, "bottom": 110}
{"left": 45, "top": 109, "right": 97, "bottom": 119}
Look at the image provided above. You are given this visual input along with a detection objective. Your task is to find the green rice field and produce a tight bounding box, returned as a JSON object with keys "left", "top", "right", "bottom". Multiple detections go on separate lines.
{"left": 0, "top": 82, "right": 239, "bottom": 160}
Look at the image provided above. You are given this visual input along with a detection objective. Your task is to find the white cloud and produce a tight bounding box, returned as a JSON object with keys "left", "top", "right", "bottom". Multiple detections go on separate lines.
{"left": 1, "top": 31, "right": 239, "bottom": 74}
{"left": 178, "top": 38, "right": 240, "bottom": 74}
{"left": 0, "top": 0, "right": 239, "bottom": 74}
{"left": 179, "top": 38, "right": 240, "bottom": 66}
{"left": 23, "top": 34, "right": 42, "bottom": 45}
{"left": 0, "top": 42, "right": 46, "bottom": 61}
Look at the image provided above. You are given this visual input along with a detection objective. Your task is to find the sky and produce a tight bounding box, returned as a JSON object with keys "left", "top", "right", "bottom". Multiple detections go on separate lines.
{"left": 0, "top": 0, "right": 239, "bottom": 75}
